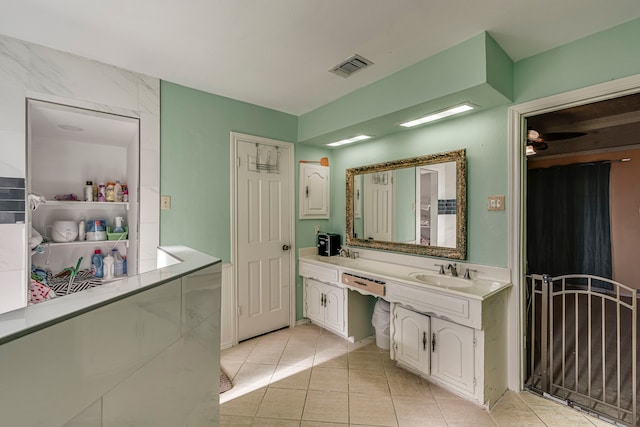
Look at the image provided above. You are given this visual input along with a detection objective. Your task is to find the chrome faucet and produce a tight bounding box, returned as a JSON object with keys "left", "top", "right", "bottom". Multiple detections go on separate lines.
{"left": 339, "top": 248, "right": 350, "bottom": 258}
{"left": 463, "top": 268, "right": 477, "bottom": 280}
{"left": 447, "top": 263, "right": 458, "bottom": 277}
{"left": 434, "top": 263, "right": 445, "bottom": 274}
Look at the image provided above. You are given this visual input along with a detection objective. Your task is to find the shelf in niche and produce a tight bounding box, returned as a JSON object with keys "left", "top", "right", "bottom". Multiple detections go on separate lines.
{"left": 40, "top": 201, "right": 129, "bottom": 209}
{"left": 40, "top": 240, "right": 129, "bottom": 248}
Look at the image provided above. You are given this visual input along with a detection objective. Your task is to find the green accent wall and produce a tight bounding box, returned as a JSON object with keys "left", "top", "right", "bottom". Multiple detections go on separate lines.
{"left": 160, "top": 81, "right": 297, "bottom": 263}
{"left": 160, "top": 17, "right": 640, "bottom": 322}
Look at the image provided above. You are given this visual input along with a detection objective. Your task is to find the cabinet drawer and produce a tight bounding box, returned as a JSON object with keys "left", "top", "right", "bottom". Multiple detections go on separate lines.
{"left": 342, "top": 273, "right": 385, "bottom": 297}
{"left": 299, "top": 260, "right": 338, "bottom": 283}
{"left": 389, "top": 283, "right": 477, "bottom": 327}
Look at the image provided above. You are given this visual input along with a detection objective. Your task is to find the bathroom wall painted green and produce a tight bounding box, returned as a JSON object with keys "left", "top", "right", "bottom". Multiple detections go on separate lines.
{"left": 160, "top": 18, "right": 640, "bottom": 322}
{"left": 297, "top": 32, "right": 509, "bottom": 142}
{"left": 160, "top": 81, "right": 298, "bottom": 263}
{"left": 515, "top": 18, "right": 640, "bottom": 103}
{"left": 329, "top": 106, "right": 509, "bottom": 267}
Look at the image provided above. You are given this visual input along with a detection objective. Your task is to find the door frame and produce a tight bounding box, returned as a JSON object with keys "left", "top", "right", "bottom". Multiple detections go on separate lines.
{"left": 230, "top": 131, "right": 296, "bottom": 345}
{"left": 507, "top": 74, "right": 640, "bottom": 391}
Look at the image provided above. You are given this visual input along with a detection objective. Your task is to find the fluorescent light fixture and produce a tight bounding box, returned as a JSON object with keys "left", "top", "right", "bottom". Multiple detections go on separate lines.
{"left": 326, "top": 134, "right": 371, "bottom": 147}
{"left": 400, "top": 103, "right": 474, "bottom": 128}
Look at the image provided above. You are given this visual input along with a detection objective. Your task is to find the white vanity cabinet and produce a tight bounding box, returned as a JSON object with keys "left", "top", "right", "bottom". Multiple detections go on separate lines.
{"left": 300, "top": 259, "right": 376, "bottom": 342}
{"left": 394, "top": 305, "right": 430, "bottom": 375}
{"left": 304, "top": 278, "right": 345, "bottom": 335}
{"left": 430, "top": 316, "right": 475, "bottom": 395}
{"left": 299, "top": 163, "right": 329, "bottom": 219}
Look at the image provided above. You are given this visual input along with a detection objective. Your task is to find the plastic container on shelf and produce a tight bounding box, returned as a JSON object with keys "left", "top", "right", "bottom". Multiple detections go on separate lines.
{"left": 103, "top": 253, "right": 114, "bottom": 280}
{"left": 112, "top": 248, "right": 124, "bottom": 276}
{"left": 98, "top": 183, "right": 106, "bottom": 202}
{"left": 91, "top": 249, "right": 104, "bottom": 278}
{"left": 86, "top": 219, "right": 107, "bottom": 241}
{"left": 84, "top": 181, "right": 93, "bottom": 202}
{"left": 106, "top": 226, "right": 128, "bottom": 241}
{"left": 114, "top": 181, "right": 123, "bottom": 202}
{"left": 78, "top": 218, "right": 85, "bottom": 241}
{"left": 105, "top": 182, "right": 115, "bottom": 202}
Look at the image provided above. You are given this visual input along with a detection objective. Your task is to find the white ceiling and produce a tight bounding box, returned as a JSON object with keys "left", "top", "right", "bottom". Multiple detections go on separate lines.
{"left": 2, "top": 1, "right": 640, "bottom": 115}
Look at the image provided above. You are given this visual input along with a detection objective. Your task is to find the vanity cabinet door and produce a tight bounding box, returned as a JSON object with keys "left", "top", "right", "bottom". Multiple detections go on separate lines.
{"left": 394, "top": 305, "right": 430, "bottom": 376}
{"left": 430, "top": 317, "right": 475, "bottom": 395}
{"left": 304, "top": 278, "right": 325, "bottom": 323}
{"left": 299, "top": 163, "right": 329, "bottom": 219}
{"left": 323, "top": 285, "right": 345, "bottom": 333}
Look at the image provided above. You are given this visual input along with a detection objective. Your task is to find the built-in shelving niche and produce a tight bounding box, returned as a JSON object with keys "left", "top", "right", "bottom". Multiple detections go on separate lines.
{"left": 27, "top": 99, "right": 140, "bottom": 280}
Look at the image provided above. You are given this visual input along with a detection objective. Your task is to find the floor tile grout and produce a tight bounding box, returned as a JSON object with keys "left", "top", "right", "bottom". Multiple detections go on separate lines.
{"left": 220, "top": 324, "right": 611, "bottom": 427}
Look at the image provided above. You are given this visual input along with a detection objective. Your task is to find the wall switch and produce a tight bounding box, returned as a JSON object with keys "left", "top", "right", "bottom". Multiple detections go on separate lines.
{"left": 314, "top": 225, "right": 320, "bottom": 235}
{"left": 161, "top": 195, "right": 171, "bottom": 210}
{"left": 488, "top": 195, "right": 505, "bottom": 211}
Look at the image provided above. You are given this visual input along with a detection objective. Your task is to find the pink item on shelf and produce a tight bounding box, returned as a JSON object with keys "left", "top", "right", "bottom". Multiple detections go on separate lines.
{"left": 29, "top": 279, "right": 56, "bottom": 304}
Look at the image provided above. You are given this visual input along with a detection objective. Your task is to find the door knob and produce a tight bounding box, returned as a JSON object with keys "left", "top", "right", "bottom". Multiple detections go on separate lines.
{"left": 282, "top": 244, "right": 291, "bottom": 251}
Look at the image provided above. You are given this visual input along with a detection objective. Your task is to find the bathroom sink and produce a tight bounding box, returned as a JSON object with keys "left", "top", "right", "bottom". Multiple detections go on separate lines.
{"left": 409, "top": 273, "right": 473, "bottom": 288}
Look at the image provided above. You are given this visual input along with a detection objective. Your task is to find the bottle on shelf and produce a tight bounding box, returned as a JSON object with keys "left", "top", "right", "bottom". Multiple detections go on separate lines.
{"left": 113, "top": 216, "right": 125, "bottom": 233}
{"left": 91, "top": 249, "right": 103, "bottom": 278}
{"left": 123, "top": 189, "right": 129, "bottom": 203}
{"left": 112, "top": 248, "right": 124, "bottom": 276}
{"left": 92, "top": 181, "right": 98, "bottom": 201}
{"left": 78, "top": 218, "right": 85, "bottom": 241}
{"left": 103, "top": 252, "right": 114, "bottom": 280}
{"left": 98, "top": 183, "right": 106, "bottom": 202}
{"left": 105, "top": 182, "right": 115, "bottom": 202}
{"left": 84, "top": 181, "right": 93, "bottom": 202}
{"left": 114, "top": 180, "right": 123, "bottom": 202}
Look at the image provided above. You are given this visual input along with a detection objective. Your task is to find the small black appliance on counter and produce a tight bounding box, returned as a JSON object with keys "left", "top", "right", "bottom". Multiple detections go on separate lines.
{"left": 317, "top": 232, "right": 341, "bottom": 256}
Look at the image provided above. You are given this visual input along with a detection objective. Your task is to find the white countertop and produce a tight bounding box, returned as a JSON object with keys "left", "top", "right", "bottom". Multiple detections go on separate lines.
{"left": 0, "top": 245, "right": 221, "bottom": 345}
{"left": 300, "top": 254, "right": 511, "bottom": 301}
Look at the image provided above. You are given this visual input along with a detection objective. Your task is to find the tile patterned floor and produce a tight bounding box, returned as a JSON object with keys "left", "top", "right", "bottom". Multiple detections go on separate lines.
{"left": 220, "top": 323, "right": 610, "bottom": 427}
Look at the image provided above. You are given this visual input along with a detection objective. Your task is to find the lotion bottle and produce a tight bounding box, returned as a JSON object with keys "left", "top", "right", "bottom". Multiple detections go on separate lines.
{"left": 78, "top": 218, "right": 85, "bottom": 241}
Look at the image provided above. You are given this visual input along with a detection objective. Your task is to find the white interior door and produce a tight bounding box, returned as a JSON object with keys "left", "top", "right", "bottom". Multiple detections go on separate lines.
{"left": 363, "top": 171, "right": 394, "bottom": 241}
{"left": 234, "top": 133, "right": 293, "bottom": 341}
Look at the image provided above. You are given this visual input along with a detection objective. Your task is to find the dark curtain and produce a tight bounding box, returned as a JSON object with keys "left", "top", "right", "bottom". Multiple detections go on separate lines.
{"left": 527, "top": 161, "right": 612, "bottom": 279}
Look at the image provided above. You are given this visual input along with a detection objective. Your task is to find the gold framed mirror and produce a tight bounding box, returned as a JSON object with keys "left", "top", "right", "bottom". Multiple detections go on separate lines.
{"left": 346, "top": 149, "right": 466, "bottom": 259}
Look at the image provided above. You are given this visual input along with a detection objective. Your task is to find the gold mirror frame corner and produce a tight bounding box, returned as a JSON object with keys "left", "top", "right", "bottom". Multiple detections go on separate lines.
{"left": 345, "top": 148, "right": 467, "bottom": 260}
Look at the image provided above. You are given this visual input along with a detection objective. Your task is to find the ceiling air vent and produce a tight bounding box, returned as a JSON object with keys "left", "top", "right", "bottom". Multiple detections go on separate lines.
{"left": 330, "top": 54, "right": 373, "bottom": 78}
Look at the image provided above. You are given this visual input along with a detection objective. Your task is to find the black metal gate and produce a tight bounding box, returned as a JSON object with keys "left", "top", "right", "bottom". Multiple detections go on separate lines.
{"left": 526, "top": 274, "right": 637, "bottom": 425}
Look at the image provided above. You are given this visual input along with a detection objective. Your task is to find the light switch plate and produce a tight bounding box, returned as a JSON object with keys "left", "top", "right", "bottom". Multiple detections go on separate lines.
{"left": 161, "top": 195, "right": 171, "bottom": 210}
{"left": 488, "top": 195, "right": 505, "bottom": 211}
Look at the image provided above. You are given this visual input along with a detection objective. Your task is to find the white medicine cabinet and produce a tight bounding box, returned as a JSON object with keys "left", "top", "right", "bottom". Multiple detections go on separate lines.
{"left": 299, "top": 163, "right": 330, "bottom": 219}
{"left": 27, "top": 100, "right": 139, "bottom": 283}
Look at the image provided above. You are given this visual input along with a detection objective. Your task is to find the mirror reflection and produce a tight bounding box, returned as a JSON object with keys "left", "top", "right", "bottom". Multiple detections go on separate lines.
{"left": 346, "top": 149, "right": 466, "bottom": 259}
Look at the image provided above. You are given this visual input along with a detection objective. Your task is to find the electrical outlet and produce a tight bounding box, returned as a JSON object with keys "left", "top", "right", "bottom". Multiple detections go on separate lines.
{"left": 161, "top": 195, "right": 171, "bottom": 210}
{"left": 487, "top": 195, "right": 505, "bottom": 211}
{"left": 314, "top": 225, "right": 320, "bottom": 235}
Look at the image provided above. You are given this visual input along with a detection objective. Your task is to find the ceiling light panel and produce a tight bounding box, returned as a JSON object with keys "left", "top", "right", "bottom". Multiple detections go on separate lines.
{"left": 400, "top": 103, "right": 474, "bottom": 128}
{"left": 326, "top": 134, "right": 371, "bottom": 147}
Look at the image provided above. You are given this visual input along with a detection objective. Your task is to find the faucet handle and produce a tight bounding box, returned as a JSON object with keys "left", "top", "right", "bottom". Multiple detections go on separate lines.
{"left": 434, "top": 263, "right": 445, "bottom": 274}
{"left": 463, "top": 268, "right": 477, "bottom": 280}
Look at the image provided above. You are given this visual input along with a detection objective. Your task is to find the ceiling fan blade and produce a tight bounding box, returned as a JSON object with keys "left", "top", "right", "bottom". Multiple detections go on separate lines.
{"left": 540, "top": 132, "right": 587, "bottom": 141}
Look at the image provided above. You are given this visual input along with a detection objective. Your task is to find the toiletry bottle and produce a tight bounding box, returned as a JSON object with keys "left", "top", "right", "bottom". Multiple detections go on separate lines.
{"left": 105, "top": 182, "right": 115, "bottom": 202}
{"left": 122, "top": 256, "right": 127, "bottom": 274}
{"left": 112, "top": 248, "right": 124, "bottom": 276}
{"left": 78, "top": 218, "right": 85, "bottom": 241}
{"left": 98, "top": 183, "right": 106, "bottom": 202}
{"left": 84, "top": 181, "right": 93, "bottom": 202}
{"left": 91, "top": 249, "right": 104, "bottom": 278}
{"left": 93, "top": 181, "right": 98, "bottom": 201}
{"left": 103, "top": 253, "right": 114, "bottom": 280}
{"left": 123, "top": 189, "right": 129, "bottom": 202}
{"left": 113, "top": 216, "right": 125, "bottom": 233}
{"left": 114, "top": 180, "right": 123, "bottom": 202}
